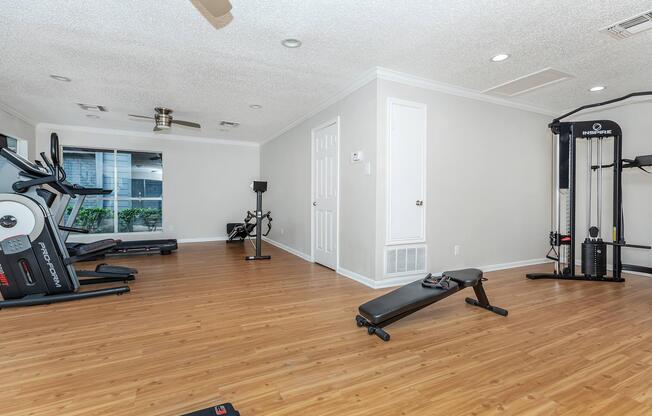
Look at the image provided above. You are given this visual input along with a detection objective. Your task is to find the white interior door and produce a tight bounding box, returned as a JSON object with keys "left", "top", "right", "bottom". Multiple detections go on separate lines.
{"left": 387, "top": 98, "right": 426, "bottom": 244}
{"left": 312, "top": 119, "right": 339, "bottom": 269}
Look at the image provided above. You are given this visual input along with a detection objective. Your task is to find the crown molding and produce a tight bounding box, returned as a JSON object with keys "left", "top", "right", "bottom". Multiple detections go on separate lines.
{"left": 262, "top": 67, "right": 379, "bottom": 144}
{"left": 0, "top": 100, "right": 36, "bottom": 126}
{"left": 35, "top": 123, "right": 260, "bottom": 147}
{"left": 375, "top": 67, "right": 559, "bottom": 116}
{"left": 261, "top": 66, "right": 559, "bottom": 146}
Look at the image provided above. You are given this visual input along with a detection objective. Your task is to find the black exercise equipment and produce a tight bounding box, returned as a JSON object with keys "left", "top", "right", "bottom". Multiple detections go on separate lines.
{"left": 0, "top": 134, "right": 129, "bottom": 309}
{"left": 355, "top": 268, "right": 507, "bottom": 341}
{"left": 182, "top": 403, "right": 240, "bottom": 416}
{"left": 228, "top": 181, "right": 272, "bottom": 260}
{"left": 105, "top": 238, "right": 178, "bottom": 256}
{"left": 44, "top": 178, "right": 137, "bottom": 283}
{"left": 528, "top": 92, "right": 652, "bottom": 282}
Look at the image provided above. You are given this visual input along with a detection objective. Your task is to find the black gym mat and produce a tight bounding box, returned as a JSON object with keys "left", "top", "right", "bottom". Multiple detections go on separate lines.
{"left": 181, "top": 402, "right": 239, "bottom": 416}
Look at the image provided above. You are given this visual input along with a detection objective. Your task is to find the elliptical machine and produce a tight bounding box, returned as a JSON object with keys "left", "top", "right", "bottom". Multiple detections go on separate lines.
{"left": 227, "top": 181, "right": 272, "bottom": 260}
{"left": 0, "top": 134, "right": 130, "bottom": 308}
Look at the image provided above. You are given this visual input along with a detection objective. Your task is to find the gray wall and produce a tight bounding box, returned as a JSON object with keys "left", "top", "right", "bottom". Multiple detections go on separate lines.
{"left": 35, "top": 125, "right": 260, "bottom": 242}
{"left": 573, "top": 101, "right": 652, "bottom": 270}
{"left": 260, "top": 80, "right": 378, "bottom": 278}
{"left": 375, "top": 80, "right": 552, "bottom": 280}
{"left": 0, "top": 106, "right": 36, "bottom": 158}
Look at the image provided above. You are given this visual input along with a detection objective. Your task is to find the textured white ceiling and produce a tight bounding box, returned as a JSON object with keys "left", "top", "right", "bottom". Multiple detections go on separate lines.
{"left": 1, "top": 0, "right": 651, "bottom": 142}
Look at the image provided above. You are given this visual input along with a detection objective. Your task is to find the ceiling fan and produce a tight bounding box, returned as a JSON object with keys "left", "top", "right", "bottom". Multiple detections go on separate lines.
{"left": 129, "top": 107, "right": 201, "bottom": 132}
{"left": 190, "top": 0, "right": 233, "bottom": 29}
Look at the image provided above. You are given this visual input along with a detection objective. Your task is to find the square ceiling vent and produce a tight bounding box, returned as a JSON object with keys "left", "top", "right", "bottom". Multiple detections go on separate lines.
{"left": 483, "top": 68, "right": 574, "bottom": 97}
{"left": 601, "top": 10, "right": 652, "bottom": 40}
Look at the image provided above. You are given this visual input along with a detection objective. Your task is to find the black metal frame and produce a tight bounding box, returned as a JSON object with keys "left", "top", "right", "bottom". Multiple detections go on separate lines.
{"left": 245, "top": 181, "right": 271, "bottom": 261}
{"left": 528, "top": 119, "right": 652, "bottom": 282}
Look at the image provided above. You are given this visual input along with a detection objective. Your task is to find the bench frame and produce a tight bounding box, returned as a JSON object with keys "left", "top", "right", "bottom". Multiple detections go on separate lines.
{"left": 355, "top": 275, "right": 507, "bottom": 341}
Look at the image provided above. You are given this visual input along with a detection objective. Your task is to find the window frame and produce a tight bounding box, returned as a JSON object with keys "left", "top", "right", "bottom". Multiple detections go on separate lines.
{"left": 61, "top": 145, "right": 164, "bottom": 235}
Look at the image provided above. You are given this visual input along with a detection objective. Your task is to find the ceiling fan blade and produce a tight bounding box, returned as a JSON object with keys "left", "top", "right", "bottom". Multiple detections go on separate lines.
{"left": 172, "top": 119, "right": 201, "bottom": 129}
{"left": 193, "top": 0, "right": 232, "bottom": 18}
{"left": 190, "top": 0, "right": 233, "bottom": 30}
{"left": 129, "top": 114, "right": 154, "bottom": 120}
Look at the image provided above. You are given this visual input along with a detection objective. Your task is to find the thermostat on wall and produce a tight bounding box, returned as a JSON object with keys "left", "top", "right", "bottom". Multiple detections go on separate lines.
{"left": 351, "top": 151, "right": 364, "bottom": 163}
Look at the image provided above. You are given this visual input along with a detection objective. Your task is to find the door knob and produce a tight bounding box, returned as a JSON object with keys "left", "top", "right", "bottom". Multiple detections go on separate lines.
{"left": 416, "top": 200, "right": 423, "bottom": 206}
{"left": 313, "top": 202, "right": 318, "bottom": 206}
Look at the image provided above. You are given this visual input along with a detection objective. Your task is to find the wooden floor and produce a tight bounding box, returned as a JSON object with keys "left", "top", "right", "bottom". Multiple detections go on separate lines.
{"left": 2, "top": 242, "right": 652, "bottom": 415}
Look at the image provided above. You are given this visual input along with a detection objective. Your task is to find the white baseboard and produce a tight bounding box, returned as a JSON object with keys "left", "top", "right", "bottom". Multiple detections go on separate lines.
{"left": 367, "top": 258, "right": 552, "bottom": 289}
{"left": 479, "top": 258, "right": 552, "bottom": 273}
{"left": 177, "top": 236, "right": 228, "bottom": 244}
{"left": 336, "top": 267, "right": 378, "bottom": 288}
{"left": 262, "top": 237, "right": 313, "bottom": 262}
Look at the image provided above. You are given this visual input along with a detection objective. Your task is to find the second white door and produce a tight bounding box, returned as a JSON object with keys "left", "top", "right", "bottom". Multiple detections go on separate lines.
{"left": 312, "top": 119, "right": 339, "bottom": 269}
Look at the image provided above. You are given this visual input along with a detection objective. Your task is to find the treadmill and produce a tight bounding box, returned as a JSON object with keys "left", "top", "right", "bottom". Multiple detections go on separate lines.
{"left": 110, "top": 239, "right": 177, "bottom": 256}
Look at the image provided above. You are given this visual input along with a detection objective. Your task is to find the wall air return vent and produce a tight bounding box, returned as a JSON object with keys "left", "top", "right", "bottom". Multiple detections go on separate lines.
{"left": 483, "top": 68, "right": 573, "bottom": 97}
{"left": 385, "top": 244, "right": 426, "bottom": 276}
{"left": 601, "top": 10, "right": 652, "bottom": 40}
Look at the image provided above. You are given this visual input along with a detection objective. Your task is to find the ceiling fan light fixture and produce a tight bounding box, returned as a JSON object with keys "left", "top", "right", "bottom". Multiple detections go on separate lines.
{"left": 282, "top": 38, "right": 302, "bottom": 48}
{"left": 249, "top": 104, "right": 262, "bottom": 109}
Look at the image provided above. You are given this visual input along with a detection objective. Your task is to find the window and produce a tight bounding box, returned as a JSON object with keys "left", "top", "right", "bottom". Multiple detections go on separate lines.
{"left": 4, "top": 136, "right": 28, "bottom": 158}
{"left": 62, "top": 147, "right": 163, "bottom": 234}
{"left": 7, "top": 137, "right": 18, "bottom": 153}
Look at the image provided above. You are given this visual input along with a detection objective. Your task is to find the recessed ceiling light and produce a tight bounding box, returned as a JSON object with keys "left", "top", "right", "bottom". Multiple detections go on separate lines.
{"left": 86, "top": 114, "right": 100, "bottom": 119}
{"left": 490, "top": 54, "right": 510, "bottom": 62}
{"left": 50, "top": 74, "right": 71, "bottom": 82}
{"left": 249, "top": 104, "right": 262, "bottom": 109}
{"left": 589, "top": 85, "right": 606, "bottom": 92}
{"left": 282, "top": 38, "right": 302, "bottom": 48}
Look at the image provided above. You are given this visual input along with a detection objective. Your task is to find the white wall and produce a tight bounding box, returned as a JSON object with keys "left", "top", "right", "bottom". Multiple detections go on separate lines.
{"left": 35, "top": 124, "right": 260, "bottom": 242}
{"left": 260, "top": 80, "right": 378, "bottom": 278}
{"left": 573, "top": 101, "right": 652, "bottom": 270}
{"left": 261, "top": 75, "right": 553, "bottom": 284}
{"left": 375, "top": 80, "right": 552, "bottom": 281}
{"left": 0, "top": 105, "right": 36, "bottom": 159}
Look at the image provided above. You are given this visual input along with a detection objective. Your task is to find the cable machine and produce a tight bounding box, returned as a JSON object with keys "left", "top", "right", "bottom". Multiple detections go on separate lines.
{"left": 528, "top": 92, "right": 652, "bottom": 282}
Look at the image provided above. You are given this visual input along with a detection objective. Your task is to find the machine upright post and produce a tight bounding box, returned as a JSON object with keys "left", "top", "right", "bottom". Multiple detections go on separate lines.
{"left": 613, "top": 134, "right": 623, "bottom": 279}
{"left": 245, "top": 181, "right": 271, "bottom": 261}
{"left": 568, "top": 126, "right": 576, "bottom": 275}
{"left": 255, "top": 190, "right": 263, "bottom": 257}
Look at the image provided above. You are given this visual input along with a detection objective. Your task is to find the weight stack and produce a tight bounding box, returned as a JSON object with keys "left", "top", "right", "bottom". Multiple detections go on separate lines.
{"left": 581, "top": 239, "right": 607, "bottom": 277}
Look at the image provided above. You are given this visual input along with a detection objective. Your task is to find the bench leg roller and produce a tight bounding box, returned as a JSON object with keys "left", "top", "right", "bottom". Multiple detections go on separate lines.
{"left": 355, "top": 315, "right": 391, "bottom": 341}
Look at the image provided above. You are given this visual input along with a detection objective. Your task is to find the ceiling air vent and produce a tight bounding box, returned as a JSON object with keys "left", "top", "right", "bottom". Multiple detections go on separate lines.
{"left": 483, "top": 68, "right": 574, "bottom": 97}
{"left": 601, "top": 10, "right": 652, "bottom": 40}
{"left": 219, "top": 120, "right": 240, "bottom": 128}
{"left": 77, "top": 103, "right": 107, "bottom": 112}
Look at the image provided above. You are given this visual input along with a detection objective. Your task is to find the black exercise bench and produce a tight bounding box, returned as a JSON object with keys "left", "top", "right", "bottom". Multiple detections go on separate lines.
{"left": 355, "top": 268, "right": 507, "bottom": 341}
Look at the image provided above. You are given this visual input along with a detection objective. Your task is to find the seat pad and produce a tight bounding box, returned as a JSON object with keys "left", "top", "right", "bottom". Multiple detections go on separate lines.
{"left": 443, "top": 268, "right": 483, "bottom": 287}
{"left": 359, "top": 279, "right": 460, "bottom": 325}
